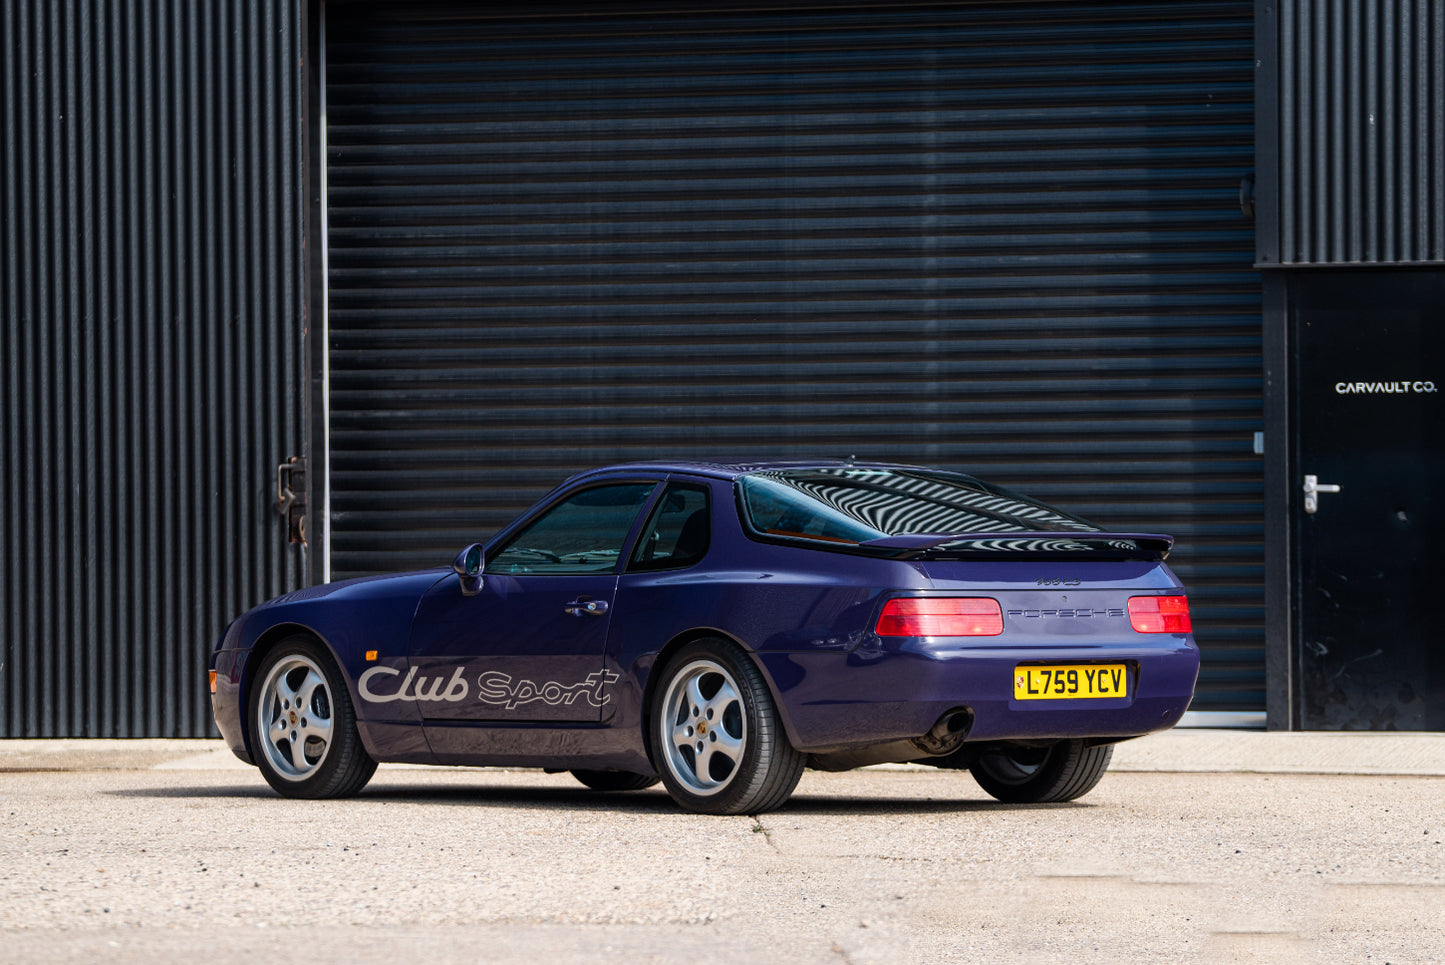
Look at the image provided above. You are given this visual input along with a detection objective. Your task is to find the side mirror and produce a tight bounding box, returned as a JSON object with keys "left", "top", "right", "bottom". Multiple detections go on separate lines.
{"left": 452, "top": 543, "right": 484, "bottom": 596}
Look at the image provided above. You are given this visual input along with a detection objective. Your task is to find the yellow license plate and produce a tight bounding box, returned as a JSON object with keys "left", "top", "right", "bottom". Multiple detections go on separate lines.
{"left": 1014, "top": 664, "right": 1128, "bottom": 700}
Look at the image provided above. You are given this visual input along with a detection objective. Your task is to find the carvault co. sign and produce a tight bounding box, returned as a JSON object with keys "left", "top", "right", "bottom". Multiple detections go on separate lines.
{"left": 1334, "top": 381, "right": 1437, "bottom": 394}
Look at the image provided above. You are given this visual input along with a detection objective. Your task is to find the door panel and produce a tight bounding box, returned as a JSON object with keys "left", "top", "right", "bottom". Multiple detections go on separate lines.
{"left": 403, "top": 480, "right": 656, "bottom": 723}
{"left": 407, "top": 573, "right": 619, "bottom": 723}
{"left": 1292, "top": 271, "right": 1445, "bottom": 729}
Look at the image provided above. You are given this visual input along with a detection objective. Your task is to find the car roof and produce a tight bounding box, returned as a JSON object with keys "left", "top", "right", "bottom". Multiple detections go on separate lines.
{"left": 567, "top": 459, "right": 919, "bottom": 483}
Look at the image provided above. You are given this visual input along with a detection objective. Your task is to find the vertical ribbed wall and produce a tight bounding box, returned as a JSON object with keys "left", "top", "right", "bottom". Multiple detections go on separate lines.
{"left": 1277, "top": 0, "right": 1445, "bottom": 264}
{"left": 0, "top": 0, "right": 304, "bottom": 736}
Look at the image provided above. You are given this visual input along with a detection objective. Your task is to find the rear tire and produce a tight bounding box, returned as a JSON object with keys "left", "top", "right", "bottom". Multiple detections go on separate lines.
{"left": 650, "top": 639, "right": 804, "bottom": 814}
{"left": 968, "top": 740, "right": 1112, "bottom": 803}
{"left": 570, "top": 769, "right": 659, "bottom": 791}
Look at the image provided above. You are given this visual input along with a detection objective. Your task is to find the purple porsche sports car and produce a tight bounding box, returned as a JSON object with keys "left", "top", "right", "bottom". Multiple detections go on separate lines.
{"left": 211, "top": 461, "right": 1198, "bottom": 814}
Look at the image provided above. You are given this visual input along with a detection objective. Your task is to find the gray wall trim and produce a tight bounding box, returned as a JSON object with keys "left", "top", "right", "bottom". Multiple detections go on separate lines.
{"left": 1261, "top": 272, "right": 1293, "bottom": 729}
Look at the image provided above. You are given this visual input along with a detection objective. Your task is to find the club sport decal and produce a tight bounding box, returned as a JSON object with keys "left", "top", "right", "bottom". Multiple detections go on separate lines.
{"left": 476, "top": 671, "right": 618, "bottom": 710}
{"left": 359, "top": 666, "right": 469, "bottom": 703}
{"left": 358, "top": 664, "right": 619, "bottom": 709}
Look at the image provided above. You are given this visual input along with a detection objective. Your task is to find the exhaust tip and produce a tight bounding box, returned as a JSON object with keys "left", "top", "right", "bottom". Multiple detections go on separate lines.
{"left": 917, "top": 707, "right": 973, "bottom": 754}
{"left": 931, "top": 708, "right": 973, "bottom": 739}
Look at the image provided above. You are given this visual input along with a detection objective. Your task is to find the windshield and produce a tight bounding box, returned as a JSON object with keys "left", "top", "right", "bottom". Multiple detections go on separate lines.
{"left": 738, "top": 467, "right": 1098, "bottom": 544}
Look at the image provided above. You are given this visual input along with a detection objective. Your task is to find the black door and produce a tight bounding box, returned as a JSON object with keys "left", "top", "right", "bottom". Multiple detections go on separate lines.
{"left": 1292, "top": 271, "right": 1445, "bottom": 729}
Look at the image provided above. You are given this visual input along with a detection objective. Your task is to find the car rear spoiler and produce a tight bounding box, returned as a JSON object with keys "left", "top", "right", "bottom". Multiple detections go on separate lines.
{"left": 858, "top": 532, "right": 1174, "bottom": 561}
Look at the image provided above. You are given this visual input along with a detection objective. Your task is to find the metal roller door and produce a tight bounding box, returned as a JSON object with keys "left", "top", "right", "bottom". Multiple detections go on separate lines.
{"left": 323, "top": 1, "right": 1262, "bottom": 710}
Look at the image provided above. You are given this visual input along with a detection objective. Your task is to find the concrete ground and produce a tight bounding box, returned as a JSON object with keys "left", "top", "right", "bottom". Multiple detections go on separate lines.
{"left": 1, "top": 732, "right": 1442, "bottom": 964}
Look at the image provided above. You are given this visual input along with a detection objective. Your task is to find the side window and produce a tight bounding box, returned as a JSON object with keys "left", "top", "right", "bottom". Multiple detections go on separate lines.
{"left": 629, "top": 484, "right": 710, "bottom": 572}
{"left": 488, "top": 482, "right": 657, "bottom": 575}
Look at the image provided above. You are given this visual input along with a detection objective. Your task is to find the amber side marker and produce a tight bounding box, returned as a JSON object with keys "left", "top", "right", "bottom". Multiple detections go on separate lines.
{"left": 208, "top": 670, "right": 217, "bottom": 694}
{"left": 365, "top": 650, "right": 378, "bottom": 661}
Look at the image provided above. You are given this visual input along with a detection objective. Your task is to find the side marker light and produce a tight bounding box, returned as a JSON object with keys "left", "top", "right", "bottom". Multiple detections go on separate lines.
{"left": 208, "top": 670, "right": 217, "bottom": 694}
{"left": 365, "top": 650, "right": 378, "bottom": 661}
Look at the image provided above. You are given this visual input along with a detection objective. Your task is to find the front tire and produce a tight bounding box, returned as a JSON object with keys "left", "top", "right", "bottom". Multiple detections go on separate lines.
{"left": 650, "top": 639, "right": 804, "bottom": 814}
{"left": 968, "top": 740, "right": 1113, "bottom": 803}
{"left": 251, "top": 636, "right": 376, "bottom": 798}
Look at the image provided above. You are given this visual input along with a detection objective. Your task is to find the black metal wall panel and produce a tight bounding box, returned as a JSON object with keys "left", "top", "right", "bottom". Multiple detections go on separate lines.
{"left": 0, "top": 0, "right": 305, "bottom": 736}
{"left": 1274, "top": 0, "right": 1445, "bottom": 265}
{"left": 326, "top": 1, "right": 1263, "bottom": 709}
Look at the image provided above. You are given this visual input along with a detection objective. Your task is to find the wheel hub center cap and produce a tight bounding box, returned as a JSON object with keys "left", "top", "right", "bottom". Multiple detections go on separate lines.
{"left": 288, "top": 710, "right": 298, "bottom": 725}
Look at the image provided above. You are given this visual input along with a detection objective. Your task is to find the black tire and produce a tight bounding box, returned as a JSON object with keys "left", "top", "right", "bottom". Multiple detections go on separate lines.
{"left": 650, "top": 639, "right": 804, "bottom": 815}
{"left": 570, "top": 769, "right": 660, "bottom": 792}
{"left": 968, "top": 740, "right": 1113, "bottom": 803}
{"left": 250, "top": 636, "right": 377, "bottom": 799}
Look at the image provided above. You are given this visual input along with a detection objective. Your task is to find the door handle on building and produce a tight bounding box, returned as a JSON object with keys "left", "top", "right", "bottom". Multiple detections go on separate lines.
{"left": 275, "top": 456, "right": 308, "bottom": 543}
{"left": 1302, "top": 474, "right": 1341, "bottom": 514}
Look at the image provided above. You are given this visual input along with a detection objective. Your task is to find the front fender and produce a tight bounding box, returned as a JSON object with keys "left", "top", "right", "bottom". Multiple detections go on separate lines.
{"left": 211, "top": 569, "right": 448, "bottom": 762}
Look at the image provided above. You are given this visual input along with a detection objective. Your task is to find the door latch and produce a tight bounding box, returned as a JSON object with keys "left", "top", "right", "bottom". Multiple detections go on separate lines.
{"left": 563, "top": 597, "right": 609, "bottom": 617}
{"left": 1302, "top": 474, "right": 1341, "bottom": 514}
{"left": 275, "top": 456, "right": 308, "bottom": 544}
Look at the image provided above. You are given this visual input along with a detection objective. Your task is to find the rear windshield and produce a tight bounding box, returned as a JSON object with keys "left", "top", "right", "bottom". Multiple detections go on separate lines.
{"left": 738, "top": 467, "right": 1098, "bottom": 544}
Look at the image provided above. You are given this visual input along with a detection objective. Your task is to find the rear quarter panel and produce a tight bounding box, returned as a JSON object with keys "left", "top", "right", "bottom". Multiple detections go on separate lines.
{"left": 607, "top": 497, "right": 934, "bottom": 750}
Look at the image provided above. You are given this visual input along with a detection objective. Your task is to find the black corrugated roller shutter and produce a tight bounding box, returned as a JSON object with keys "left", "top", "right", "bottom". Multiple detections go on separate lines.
{"left": 325, "top": 1, "right": 1262, "bottom": 711}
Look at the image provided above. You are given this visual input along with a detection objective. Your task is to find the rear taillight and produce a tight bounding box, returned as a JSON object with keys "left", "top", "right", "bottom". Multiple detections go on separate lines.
{"left": 1128, "top": 595, "right": 1192, "bottom": 633}
{"left": 875, "top": 598, "right": 1003, "bottom": 637}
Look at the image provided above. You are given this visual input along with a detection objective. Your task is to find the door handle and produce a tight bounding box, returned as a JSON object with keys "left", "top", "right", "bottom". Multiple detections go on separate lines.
{"left": 563, "top": 598, "right": 609, "bottom": 617}
{"left": 1302, "top": 474, "right": 1341, "bottom": 514}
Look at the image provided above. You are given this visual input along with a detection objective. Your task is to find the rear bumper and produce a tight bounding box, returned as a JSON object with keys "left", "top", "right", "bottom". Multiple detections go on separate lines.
{"left": 757, "top": 636, "right": 1199, "bottom": 752}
